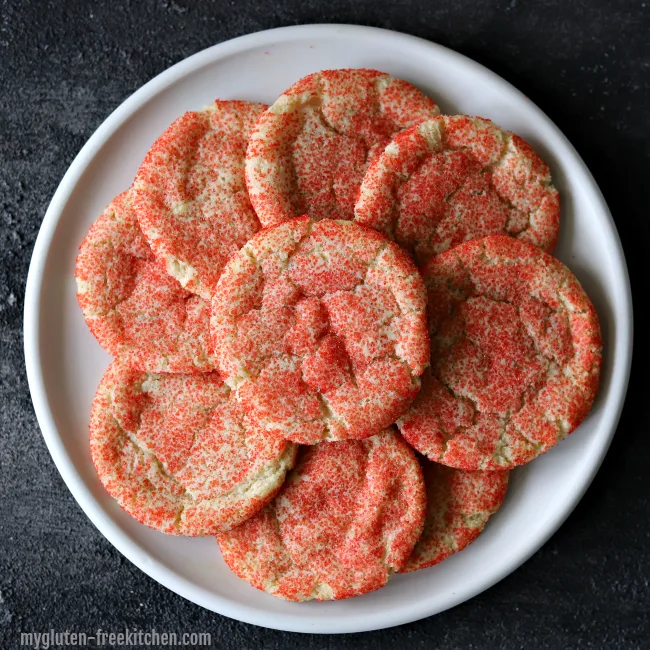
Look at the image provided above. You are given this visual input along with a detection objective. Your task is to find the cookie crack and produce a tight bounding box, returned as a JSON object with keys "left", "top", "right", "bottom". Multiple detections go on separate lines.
{"left": 384, "top": 121, "right": 557, "bottom": 255}
{"left": 110, "top": 414, "right": 188, "bottom": 509}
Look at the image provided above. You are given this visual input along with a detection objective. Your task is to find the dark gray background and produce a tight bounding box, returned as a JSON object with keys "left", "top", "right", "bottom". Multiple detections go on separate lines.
{"left": 1, "top": 0, "right": 648, "bottom": 648}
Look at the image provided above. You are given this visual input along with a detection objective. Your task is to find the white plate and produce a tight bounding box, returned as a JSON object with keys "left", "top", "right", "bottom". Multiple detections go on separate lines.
{"left": 24, "top": 24, "right": 632, "bottom": 633}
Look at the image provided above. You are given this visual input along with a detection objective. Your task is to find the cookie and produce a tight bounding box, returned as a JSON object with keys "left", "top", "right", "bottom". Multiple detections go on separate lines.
{"left": 132, "top": 100, "right": 266, "bottom": 299}
{"left": 355, "top": 115, "right": 560, "bottom": 265}
{"left": 397, "top": 235, "right": 602, "bottom": 470}
{"left": 89, "top": 360, "right": 298, "bottom": 535}
{"left": 211, "top": 217, "right": 430, "bottom": 444}
{"left": 217, "top": 429, "right": 425, "bottom": 601}
{"left": 246, "top": 69, "right": 439, "bottom": 227}
{"left": 75, "top": 190, "right": 214, "bottom": 373}
{"left": 400, "top": 461, "right": 509, "bottom": 573}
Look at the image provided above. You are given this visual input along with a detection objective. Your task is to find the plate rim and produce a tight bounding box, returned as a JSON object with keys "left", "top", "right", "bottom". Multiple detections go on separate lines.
{"left": 23, "top": 23, "right": 633, "bottom": 634}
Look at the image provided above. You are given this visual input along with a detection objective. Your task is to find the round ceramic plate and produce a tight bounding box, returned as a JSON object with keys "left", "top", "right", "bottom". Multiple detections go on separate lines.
{"left": 24, "top": 24, "right": 632, "bottom": 633}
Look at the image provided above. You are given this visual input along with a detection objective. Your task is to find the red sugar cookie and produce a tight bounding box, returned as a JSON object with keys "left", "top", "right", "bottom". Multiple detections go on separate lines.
{"left": 211, "top": 217, "right": 430, "bottom": 444}
{"left": 400, "top": 461, "right": 509, "bottom": 573}
{"left": 75, "top": 190, "right": 214, "bottom": 373}
{"left": 217, "top": 429, "right": 426, "bottom": 601}
{"left": 89, "top": 360, "right": 297, "bottom": 535}
{"left": 355, "top": 115, "right": 560, "bottom": 265}
{"left": 397, "top": 235, "right": 602, "bottom": 470}
{"left": 132, "top": 100, "right": 266, "bottom": 299}
{"left": 246, "top": 69, "right": 439, "bottom": 227}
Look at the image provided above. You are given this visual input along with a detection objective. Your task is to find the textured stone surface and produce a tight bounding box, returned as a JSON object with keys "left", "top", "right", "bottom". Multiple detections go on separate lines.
{"left": 0, "top": 0, "right": 648, "bottom": 647}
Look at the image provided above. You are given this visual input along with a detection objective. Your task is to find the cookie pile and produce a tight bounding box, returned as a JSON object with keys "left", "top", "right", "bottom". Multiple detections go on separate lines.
{"left": 76, "top": 69, "right": 602, "bottom": 602}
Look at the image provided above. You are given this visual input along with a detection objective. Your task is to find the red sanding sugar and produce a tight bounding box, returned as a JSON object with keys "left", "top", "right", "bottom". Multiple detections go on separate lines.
{"left": 246, "top": 69, "right": 439, "bottom": 227}
{"left": 397, "top": 235, "right": 601, "bottom": 470}
{"left": 355, "top": 115, "right": 560, "bottom": 265}
{"left": 217, "top": 429, "right": 425, "bottom": 601}
{"left": 132, "top": 100, "right": 266, "bottom": 299}
{"left": 400, "top": 460, "right": 509, "bottom": 573}
{"left": 211, "top": 216, "right": 430, "bottom": 444}
{"left": 75, "top": 190, "right": 214, "bottom": 373}
{"left": 89, "top": 360, "right": 297, "bottom": 535}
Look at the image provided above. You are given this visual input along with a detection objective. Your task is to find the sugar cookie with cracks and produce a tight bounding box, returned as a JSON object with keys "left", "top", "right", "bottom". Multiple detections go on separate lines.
{"left": 400, "top": 461, "right": 509, "bottom": 573}
{"left": 355, "top": 115, "right": 560, "bottom": 265}
{"left": 211, "top": 216, "right": 430, "bottom": 444}
{"left": 89, "top": 360, "right": 298, "bottom": 535}
{"left": 397, "top": 235, "right": 602, "bottom": 470}
{"left": 217, "top": 429, "right": 426, "bottom": 601}
{"left": 246, "top": 69, "right": 439, "bottom": 227}
{"left": 132, "top": 100, "right": 266, "bottom": 299}
{"left": 75, "top": 190, "right": 214, "bottom": 373}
